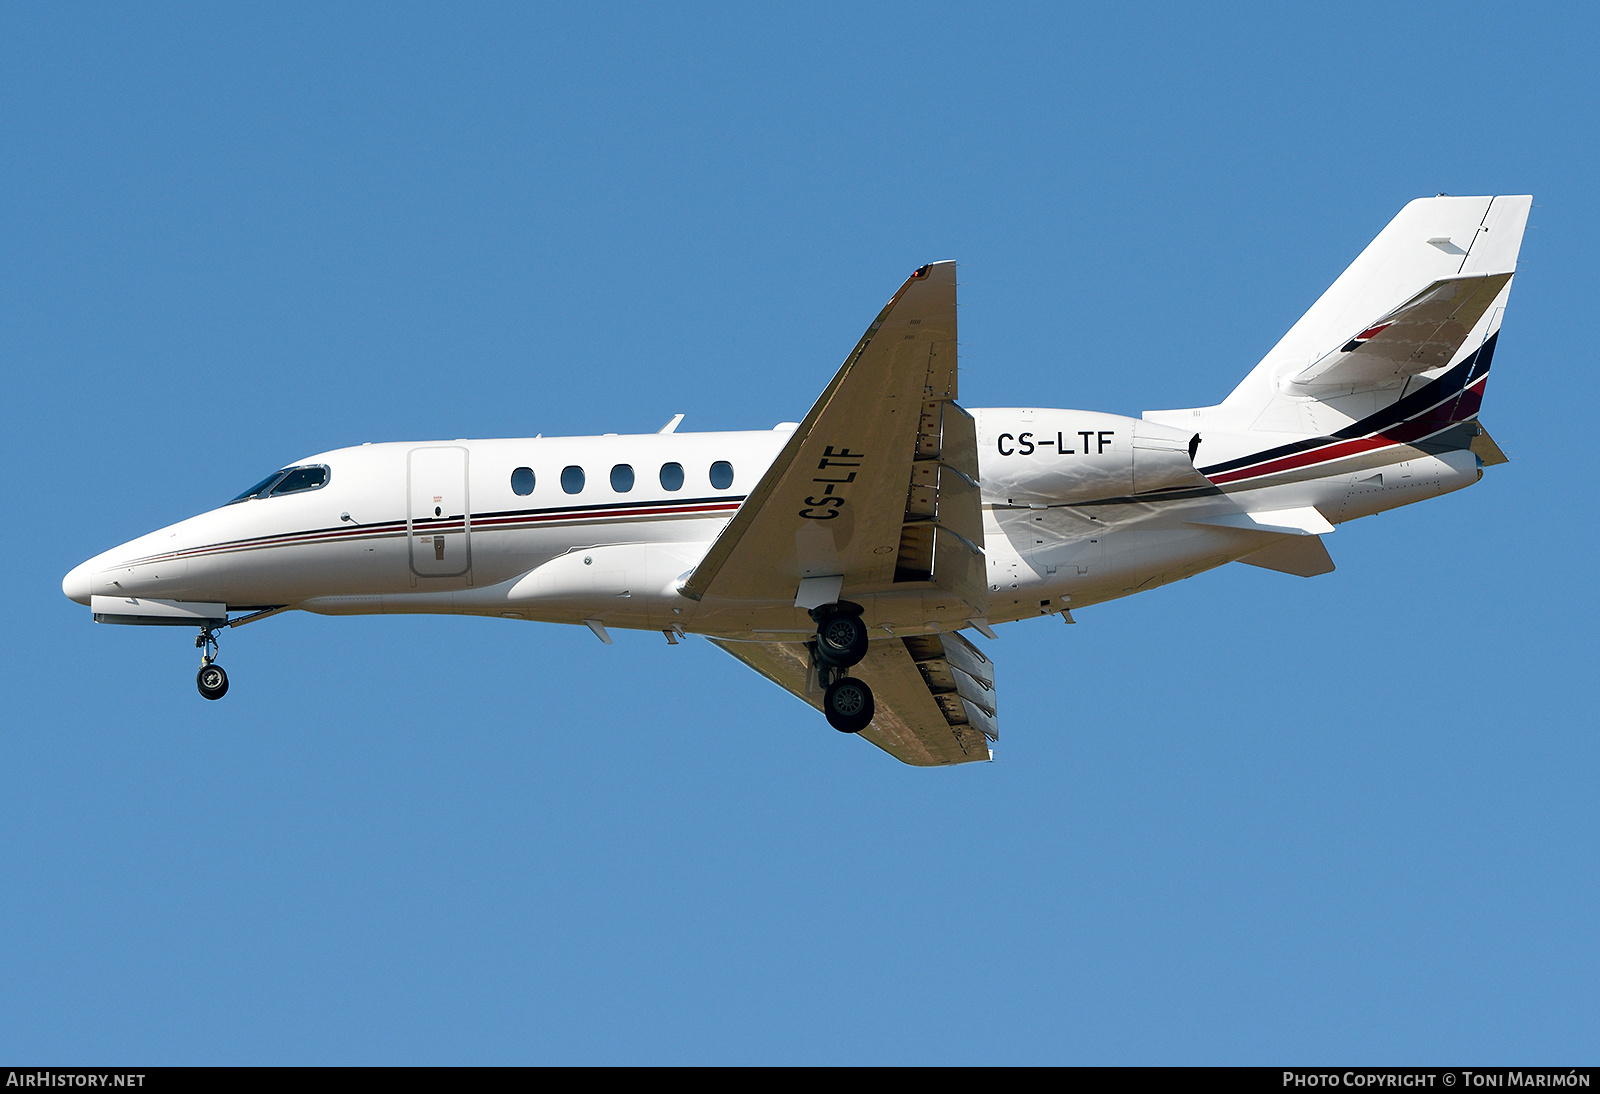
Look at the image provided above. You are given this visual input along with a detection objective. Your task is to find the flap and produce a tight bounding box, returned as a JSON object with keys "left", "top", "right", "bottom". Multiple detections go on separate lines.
{"left": 712, "top": 631, "right": 996, "bottom": 766}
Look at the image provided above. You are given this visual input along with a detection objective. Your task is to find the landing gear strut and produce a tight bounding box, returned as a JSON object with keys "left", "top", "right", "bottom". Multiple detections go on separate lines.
{"left": 810, "top": 602, "right": 873, "bottom": 733}
{"left": 196, "top": 625, "right": 228, "bottom": 700}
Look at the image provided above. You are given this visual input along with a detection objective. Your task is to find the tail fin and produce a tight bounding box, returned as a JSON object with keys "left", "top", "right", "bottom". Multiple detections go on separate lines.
{"left": 1146, "top": 195, "right": 1531, "bottom": 436}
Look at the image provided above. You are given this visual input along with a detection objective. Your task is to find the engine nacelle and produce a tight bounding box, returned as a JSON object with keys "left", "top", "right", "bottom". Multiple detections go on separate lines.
{"left": 976, "top": 409, "right": 1209, "bottom": 506}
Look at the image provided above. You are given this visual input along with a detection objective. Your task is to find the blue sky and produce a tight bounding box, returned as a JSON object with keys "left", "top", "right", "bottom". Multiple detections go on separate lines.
{"left": 4, "top": 2, "right": 1597, "bottom": 1064}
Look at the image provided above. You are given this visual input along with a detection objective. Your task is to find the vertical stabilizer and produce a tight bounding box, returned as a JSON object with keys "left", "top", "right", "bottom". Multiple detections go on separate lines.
{"left": 1145, "top": 195, "right": 1531, "bottom": 436}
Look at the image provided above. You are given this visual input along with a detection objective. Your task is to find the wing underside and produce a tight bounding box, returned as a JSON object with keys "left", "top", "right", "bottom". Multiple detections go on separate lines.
{"left": 681, "top": 261, "right": 985, "bottom": 613}
{"left": 713, "top": 630, "right": 997, "bottom": 766}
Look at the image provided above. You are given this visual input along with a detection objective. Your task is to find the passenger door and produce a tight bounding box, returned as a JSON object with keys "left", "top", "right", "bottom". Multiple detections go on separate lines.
{"left": 408, "top": 446, "right": 472, "bottom": 579}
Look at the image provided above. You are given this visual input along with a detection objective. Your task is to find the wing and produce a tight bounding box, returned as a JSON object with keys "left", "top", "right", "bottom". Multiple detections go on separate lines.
{"left": 1287, "top": 272, "right": 1512, "bottom": 392}
{"left": 712, "top": 630, "right": 997, "bottom": 767}
{"left": 680, "top": 261, "right": 985, "bottom": 612}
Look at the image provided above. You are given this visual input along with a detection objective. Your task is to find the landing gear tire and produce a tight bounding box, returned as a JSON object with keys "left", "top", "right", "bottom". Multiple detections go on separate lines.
{"left": 823, "top": 676, "right": 874, "bottom": 734}
{"left": 814, "top": 609, "right": 868, "bottom": 668}
{"left": 197, "top": 663, "right": 229, "bottom": 700}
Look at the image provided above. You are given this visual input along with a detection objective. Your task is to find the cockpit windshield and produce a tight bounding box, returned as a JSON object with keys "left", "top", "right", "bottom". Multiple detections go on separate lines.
{"left": 226, "top": 465, "right": 330, "bottom": 504}
{"left": 228, "top": 471, "right": 287, "bottom": 504}
{"left": 269, "top": 466, "right": 329, "bottom": 496}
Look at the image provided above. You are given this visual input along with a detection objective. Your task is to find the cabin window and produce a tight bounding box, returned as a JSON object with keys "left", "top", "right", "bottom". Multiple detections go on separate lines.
{"left": 610, "top": 464, "right": 635, "bottom": 493}
{"left": 561, "top": 465, "right": 585, "bottom": 494}
{"left": 710, "top": 461, "right": 734, "bottom": 490}
{"left": 659, "top": 462, "right": 684, "bottom": 491}
{"left": 227, "top": 471, "right": 286, "bottom": 504}
{"left": 266, "top": 465, "right": 330, "bottom": 497}
{"left": 510, "top": 467, "right": 535, "bottom": 496}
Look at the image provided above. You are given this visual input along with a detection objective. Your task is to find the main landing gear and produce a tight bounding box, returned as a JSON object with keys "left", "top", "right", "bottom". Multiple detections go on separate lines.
{"left": 811, "top": 603, "right": 874, "bottom": 734}
{"left": 195, "top": 625, "right": 228, "bottom": 700}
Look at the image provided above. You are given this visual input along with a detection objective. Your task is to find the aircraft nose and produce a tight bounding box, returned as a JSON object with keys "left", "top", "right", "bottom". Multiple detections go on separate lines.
{"left": 63, "top": 559, "right": 94, "bottom": 605}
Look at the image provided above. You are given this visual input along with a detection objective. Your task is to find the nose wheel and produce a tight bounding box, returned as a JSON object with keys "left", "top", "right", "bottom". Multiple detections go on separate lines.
{"left": 197, "top": 662, "right": 229, "bottom": 700}
{"left": 195, "top": 625, "right": 229, "bottom": 700}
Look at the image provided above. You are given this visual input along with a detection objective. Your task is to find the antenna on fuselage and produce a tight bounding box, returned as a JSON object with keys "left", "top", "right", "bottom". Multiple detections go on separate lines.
{"left": 658, "top": 413, "right": 685, "bottom": 434}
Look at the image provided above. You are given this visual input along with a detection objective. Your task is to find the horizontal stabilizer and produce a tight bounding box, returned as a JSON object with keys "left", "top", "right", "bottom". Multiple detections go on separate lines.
{"left": 1237, "top": 535, "right": 1335, "bottom": 577}
{"left": 1288, "top": 272, "right": 1512, "bottom": 392}
{"left": 1471, "top": 425, "right": 1510, "bottom": 466}
{"left": 1188, "top": 505, "right": 1334, "bottom": 536}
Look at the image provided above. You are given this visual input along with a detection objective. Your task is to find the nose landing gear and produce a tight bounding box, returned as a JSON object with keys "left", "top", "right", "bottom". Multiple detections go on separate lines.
{"left": 810, "top": 602, "right": 874, "bottom": 733}
{"left": 195, "top": 625, "right": 228, "bottom": 700}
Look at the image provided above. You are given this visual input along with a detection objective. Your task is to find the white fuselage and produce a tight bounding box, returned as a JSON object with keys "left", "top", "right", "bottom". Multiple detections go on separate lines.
{"left": 62, "top": 408, "right": 1482, "bottom": 641}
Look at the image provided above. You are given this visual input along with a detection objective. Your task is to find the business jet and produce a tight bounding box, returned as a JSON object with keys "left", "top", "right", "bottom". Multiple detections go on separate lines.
{"left": 63, "top": 195, "right": 1529, "bottom": 766}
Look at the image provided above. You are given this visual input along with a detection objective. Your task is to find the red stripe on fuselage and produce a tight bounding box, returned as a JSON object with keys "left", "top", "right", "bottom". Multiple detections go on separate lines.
{"left": 1205, "top": 375, "right": 1487, "bottom": 487}
{"left": 126, "top": 498, "right": 745, "bottom": 566}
